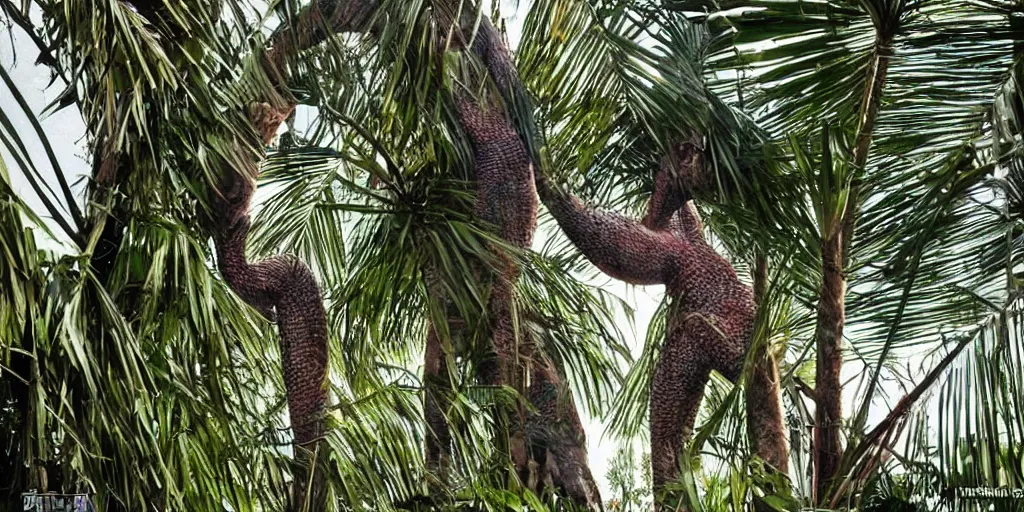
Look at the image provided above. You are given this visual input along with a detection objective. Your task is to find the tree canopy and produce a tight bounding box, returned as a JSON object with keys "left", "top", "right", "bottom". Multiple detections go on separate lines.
{"left": 1, "top": 0, "right": 1022, "bottom": 511}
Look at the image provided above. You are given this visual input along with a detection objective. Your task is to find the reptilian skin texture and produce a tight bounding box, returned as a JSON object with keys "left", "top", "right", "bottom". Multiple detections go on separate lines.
{"left": 456, "top": 7, "right": 786, "bottom": 505}
{"left": 456, "top": 97, "right": 538, "bottom": 386}
{"left": 536, "top": 174, "right": 677, "bottom": 287}
{"left": 219, "top": 224, "right": 329, "bottom": 435}
{"left": 453, "top": 18, "right": 602, "bottom": 508}
{"left": 446, "top": 5, "right": 786, "bottom": 508}
{"left": 422, "top": 260, "right": 601, "bottom": 509}
{"left": 644, "top": 137, "right": 701, "bottom": 233}
{"left": 208, "top": 3, "right": 374, "bottom": 509}
{"left": 456, "top": 96, "right": 604, "bottom": 508}
{"left": 535, "top": 153, "right": 788, "bottom": 506}
{"left": 453, "top": 95, "right": 534, "bottom": 484}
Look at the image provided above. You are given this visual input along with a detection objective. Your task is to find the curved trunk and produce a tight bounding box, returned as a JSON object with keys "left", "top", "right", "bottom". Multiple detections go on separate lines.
{"left": 215, "top": 212, "right": 329, "bottom": 510}
{"left": 750, "top": 257, "right": 789, "bottom": 474}
{"left": 535, "top": 173, "right": 677, "bottom": 286}
{"left": 534, "top": 147, "right": 789, "bottom": 507}
{"left": 208, "top": 3, "right": 375, "bottom": 509}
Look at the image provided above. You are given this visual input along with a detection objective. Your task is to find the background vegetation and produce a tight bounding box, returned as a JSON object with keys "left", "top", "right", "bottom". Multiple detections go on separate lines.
{"left": 1, "top": 0, "right": 1022, "bottom": 510}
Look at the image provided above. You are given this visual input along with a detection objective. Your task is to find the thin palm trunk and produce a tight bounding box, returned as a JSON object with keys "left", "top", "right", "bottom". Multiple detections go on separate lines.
{"left": 749, "top": 256, "right": 789, "bottom": 473}
{"left": 423, "top": 322, "right": 452, "bottom": 478}
{"left": 812, "top": 229, "right": 846, "bottom": 500}
{"left": 813, "top": 35, "right": 892, "bottom": 501}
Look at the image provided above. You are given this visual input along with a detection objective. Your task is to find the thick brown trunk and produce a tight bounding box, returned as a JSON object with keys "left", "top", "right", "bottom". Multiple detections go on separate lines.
{"left": 215, "top": 211, "right": 329, "bottom": 510}
{"left": 526, "top": 358, "right": 603, "bottom": 510}
{"left": 439, "top": 10, "right": 602, "bottom": 506}
{"left": 452, "top": 17, "right": 546, "bottom": 492}
{"left": 813, "top": 231, "right": 845, "bottom": 501}
{"left": 207, "top": 3, "right": 375, "bottom": 509}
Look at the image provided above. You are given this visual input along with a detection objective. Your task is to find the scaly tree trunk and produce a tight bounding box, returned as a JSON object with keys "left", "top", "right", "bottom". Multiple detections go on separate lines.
{"left": 207, "top": 2, "right": 374, "bottom": 509}
{"left": 526, "top": 354, "right": 603, "bottom": 507}
{"left": 451, "top": 13, "right": 602, "bottom": 508}
{"left": 533, "top": 143, "right": 786, "bottom": 509}
{"left": 453, "top": 87, "right": 537, "bottom": 484}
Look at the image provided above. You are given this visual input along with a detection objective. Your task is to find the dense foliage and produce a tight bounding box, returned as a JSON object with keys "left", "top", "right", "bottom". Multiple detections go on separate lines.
{"left": 1, "top": 0, "right": 1022, "bottom": 511}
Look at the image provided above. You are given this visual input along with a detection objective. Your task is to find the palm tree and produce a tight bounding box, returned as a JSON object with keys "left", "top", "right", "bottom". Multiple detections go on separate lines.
{"left": 511, "top": 0, "right": 1024, "bottom": 509}
{"left": 3, "top": 0, "right": 1024, "bottom": 511}
{"left": 1, "top": 0, "right": 625, "bottom": 510}
{"left": 690, "top": 1, "right": 1024, "bottom": 507}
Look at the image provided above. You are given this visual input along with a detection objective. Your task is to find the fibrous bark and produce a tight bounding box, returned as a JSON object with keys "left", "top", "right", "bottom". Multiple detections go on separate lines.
{"left": 749, "top": 258, "right": 788, "bottom": 475}
{"left": 813, "top": 34, "right": 892, "bottom": 501}
{"left": 526, "top": 355, "right": 602, "bottom": 507}
{"left": 812, "top": 227, "right": 845, "bottom": 506}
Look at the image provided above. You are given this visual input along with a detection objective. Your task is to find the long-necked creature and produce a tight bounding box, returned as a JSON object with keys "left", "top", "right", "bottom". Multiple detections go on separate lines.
{"left": 452, "top": 18, "right": 602, "bottom": 507}
{"left": 534, "top": 149, "right": 789, "bottom": 501}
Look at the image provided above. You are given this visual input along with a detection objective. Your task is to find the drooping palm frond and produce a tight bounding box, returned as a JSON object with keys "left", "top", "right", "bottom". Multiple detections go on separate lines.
{"left": 0, "top": 64, "right": 82, "bottom": 246}
{"left": 6, "top": 0, "right": 1024, "bottom": 510}
{"left": 519, "top": 252, "right": 632, "bottom": 417}
{"left": 516, "top": 2, "right": 772, "bottom": 216}
{"left": 684, "top": 0, "right": 1020, "bottom": 438}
